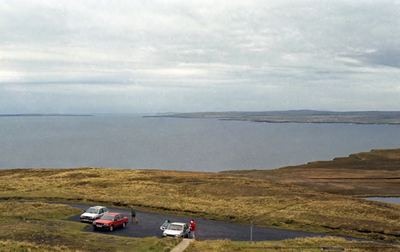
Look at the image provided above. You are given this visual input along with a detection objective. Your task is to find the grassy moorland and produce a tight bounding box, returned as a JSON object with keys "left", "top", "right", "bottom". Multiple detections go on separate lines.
{"left": 150, "top": 110, "right": 400, "bottom": 124}
{"left": 186, "top": 237, "right": 400, "bottom": 252}
{"left": 1, "top": 204, "right": 397, "bottom": 252}
{"left": 1, "top": 148, "right": 400, "bottom": 251}
{"left": 0, "top": 202, "right": 180, "bottom": 251}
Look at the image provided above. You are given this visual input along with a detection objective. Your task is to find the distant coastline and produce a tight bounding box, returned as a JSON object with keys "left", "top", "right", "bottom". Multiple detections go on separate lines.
{"left": 147, "top": 110, "right": 400, "bottom": 125}
{"left": 0, "top": 114, "right": 94, "bottom": 117}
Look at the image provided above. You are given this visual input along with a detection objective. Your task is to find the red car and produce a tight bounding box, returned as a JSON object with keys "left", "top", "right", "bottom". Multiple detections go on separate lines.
{"left": 92, "top": 212, "right": 128, "bottom": 231}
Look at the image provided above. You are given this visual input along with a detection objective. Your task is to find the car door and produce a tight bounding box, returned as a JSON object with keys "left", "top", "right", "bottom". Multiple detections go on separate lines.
{"left": 97, "top": 208, "right": 103, "bottom": 219}
{"left": 115, "top": 215, "right": 123, "bottom": 227}
{"left": 184, "top": 224, "right": 189, "bottom": 237}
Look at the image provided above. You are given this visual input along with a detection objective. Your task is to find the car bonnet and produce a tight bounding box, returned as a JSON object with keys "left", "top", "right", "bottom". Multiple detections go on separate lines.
{"left": 93, "top": 219, "right": 113, "bottom": 224}
{"left": 81, "top": 213, "right": 98, "bottom": 217}
{"left": 163, "top": 230, "right": 183, "bottom": 236}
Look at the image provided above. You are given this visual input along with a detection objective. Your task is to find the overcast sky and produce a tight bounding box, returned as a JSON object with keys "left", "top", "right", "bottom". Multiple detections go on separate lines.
{"left": 1, "top": 0, "right": 399, "bottom": 114}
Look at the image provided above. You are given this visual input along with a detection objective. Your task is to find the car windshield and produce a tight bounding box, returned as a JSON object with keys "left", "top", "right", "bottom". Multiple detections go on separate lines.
{"left": 86, "top": 208, "right": 99, "bottom": 214}
{"left": 100, "top": 214, "right": 115, "bottom": 221}
{"left": 167, "top": 224, "right": 183, "bottom": 231}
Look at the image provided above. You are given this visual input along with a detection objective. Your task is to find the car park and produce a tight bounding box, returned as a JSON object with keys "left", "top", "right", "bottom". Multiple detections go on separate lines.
{"left": 92, "top": 213, "right": 128, "bottom": 232}
{"left": 80, "top": 206, "right": 109, "bottom": 223}
{"left": 162, "top": 222, "right": 190, "bottom": 238}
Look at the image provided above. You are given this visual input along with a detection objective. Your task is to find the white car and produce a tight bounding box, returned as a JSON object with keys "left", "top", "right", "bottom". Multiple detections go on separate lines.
{"left": 162, "top": 222, "right": 190, "bottom": 238}
{"left": 80, "top": 206, "right": 109, "bottom": 223}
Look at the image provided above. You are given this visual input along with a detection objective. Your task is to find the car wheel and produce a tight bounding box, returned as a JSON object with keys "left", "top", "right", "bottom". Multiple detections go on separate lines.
{"left": 109, "top": 225, "right": 114, "bottom": 232}
{"left": 122, "top": 222, "right": 126, "bottom": 228}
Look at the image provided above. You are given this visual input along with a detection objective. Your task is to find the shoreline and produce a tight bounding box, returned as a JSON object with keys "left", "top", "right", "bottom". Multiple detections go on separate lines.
{"left": 146, "top": 110, "right": 400, "bottom": 125}
{"left": 0, "top": 114, "right": 93, "bottom": 117}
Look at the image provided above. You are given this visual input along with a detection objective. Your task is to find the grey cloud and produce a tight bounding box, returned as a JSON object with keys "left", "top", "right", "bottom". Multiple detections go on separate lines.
{"left": 361, "top": 45, "right": 400, "bottom": 68}
{"left": 1, "top": 0, "right": 400, "bottom": 113}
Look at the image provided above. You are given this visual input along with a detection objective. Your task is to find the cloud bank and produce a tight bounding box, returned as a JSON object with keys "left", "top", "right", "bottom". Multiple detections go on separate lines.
{"left": 1, "top": 0, "right": 399, "bottom": 113}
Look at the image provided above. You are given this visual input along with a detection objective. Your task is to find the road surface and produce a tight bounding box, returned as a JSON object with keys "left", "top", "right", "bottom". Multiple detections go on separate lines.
{"left": 62, "top": 203, "right": 361, "bottom": 241}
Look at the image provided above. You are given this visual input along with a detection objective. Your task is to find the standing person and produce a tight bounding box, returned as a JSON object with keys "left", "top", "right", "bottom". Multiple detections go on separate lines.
{"left": 163, "top": 220, "right": 171, "bottom": 229}
{"left": 189, "top": 219, "right": 196, "bottom": 239}
{"left": 160, "top": 219, "right": 170, "bottom": 231}
{"left": 131, "top": 205, "right": 138, "bottom": 223}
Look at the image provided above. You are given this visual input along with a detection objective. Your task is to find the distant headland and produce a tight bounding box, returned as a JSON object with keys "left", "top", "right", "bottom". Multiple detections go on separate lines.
{"left": 147, "top": 110, "right": 400, "bottom": 124}
{"left": 0, "top": 114, "right": 94, "bottom": 117}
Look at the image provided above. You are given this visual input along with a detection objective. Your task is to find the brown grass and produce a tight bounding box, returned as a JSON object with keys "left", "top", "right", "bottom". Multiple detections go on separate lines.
{"left": 187, "top": 237, "right": 400, "bottom": 252}
{"left": 0, "top": 202, "right": 179, "bottom": 251}
{"left": 1, "top": 203, "right": 397, "bottom": 252}
{"left": 1, "top": 149, "right": 400, "bottom": 243}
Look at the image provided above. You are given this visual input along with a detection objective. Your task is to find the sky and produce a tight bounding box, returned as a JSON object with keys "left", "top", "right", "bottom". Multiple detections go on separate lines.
{"left": 0, "top": 0, "right": 400, "bottom": 114}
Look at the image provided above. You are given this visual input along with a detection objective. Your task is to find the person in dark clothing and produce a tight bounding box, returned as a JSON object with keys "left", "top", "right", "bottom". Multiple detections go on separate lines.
{"left": 131, "top": 205, "right": 138, "bottom": 223}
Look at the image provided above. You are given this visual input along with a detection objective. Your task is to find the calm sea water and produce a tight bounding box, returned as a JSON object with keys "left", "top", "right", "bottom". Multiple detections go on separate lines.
{"left": 0, "top": 114, "right": 399, "bottom": 172}
{"left": 365, "top": 197, "right": 400, "bottom": 205}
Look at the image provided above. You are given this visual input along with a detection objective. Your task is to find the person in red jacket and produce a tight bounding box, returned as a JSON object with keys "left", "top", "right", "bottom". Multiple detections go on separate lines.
{"left": 189, "top": 219, "right": 196, "bottom": 239}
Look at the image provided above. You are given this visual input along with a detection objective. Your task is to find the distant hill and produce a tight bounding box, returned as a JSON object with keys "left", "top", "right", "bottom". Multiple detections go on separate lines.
{"left": 220, "top": 148, "right": 400, "bottom": 196}
{"left": 149, "top": 110, "right": 400, "bottom": 124}
{"left": 0, "top": 114, "right": 93, "bottom": 117}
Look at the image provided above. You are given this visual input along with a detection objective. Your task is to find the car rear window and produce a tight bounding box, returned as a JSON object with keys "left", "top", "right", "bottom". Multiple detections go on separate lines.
{"left": 168, "top": 224, "right": 183, "bottom": 231}
{"left": 100, "top": 214, "right": 115, "bottom": 221}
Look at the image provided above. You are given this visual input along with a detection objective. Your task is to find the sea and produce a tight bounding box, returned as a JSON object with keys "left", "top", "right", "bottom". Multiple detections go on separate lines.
{"left": 0, "top": 114, "right": 399, "bottom": 172}
{"left": 365, "top": 197, "right": 400, "bottom": 205}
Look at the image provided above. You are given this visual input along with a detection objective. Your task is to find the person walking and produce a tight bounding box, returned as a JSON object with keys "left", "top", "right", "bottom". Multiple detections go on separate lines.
{"left": 131, "top": 205, "right": 138, "bottom": 223}
{"left": 189, "top": 219, "right": 196, "bottom": 239}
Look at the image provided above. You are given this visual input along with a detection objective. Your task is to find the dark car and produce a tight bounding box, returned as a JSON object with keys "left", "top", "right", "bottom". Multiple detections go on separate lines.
{"left": 92, "top": 213, "right": 128, "bottom": 232}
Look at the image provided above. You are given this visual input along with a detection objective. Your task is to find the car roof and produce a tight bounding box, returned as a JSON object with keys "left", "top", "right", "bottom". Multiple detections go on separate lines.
{"left": 104, "top": 212, "right": 122, "bottom": 216}
{"left": 170, "top": 222, "right": 187, "bottom": 225}
{"left": 89, "top": 206, "right": 107, "bottom": 209}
